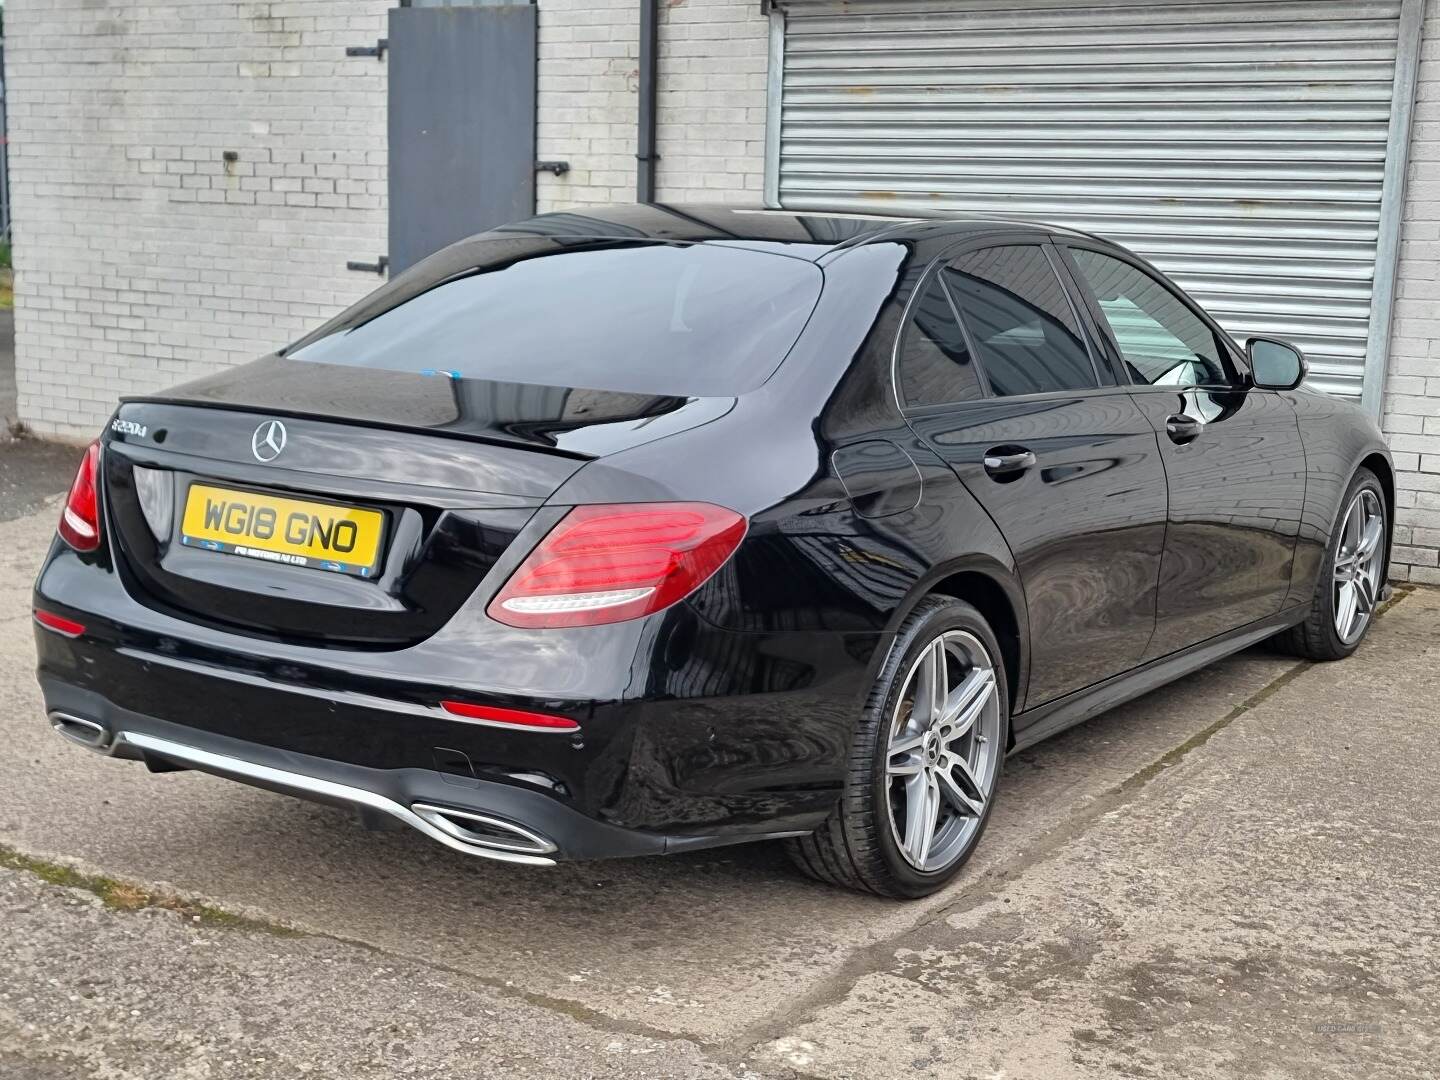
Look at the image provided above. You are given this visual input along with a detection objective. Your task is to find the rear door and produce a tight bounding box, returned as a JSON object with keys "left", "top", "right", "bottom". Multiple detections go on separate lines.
{"left": 1057, "top": 242, "right": 1306, "bottom": 658}
{"left": 899, "top": 241, "right": 1168, "bottom": 709}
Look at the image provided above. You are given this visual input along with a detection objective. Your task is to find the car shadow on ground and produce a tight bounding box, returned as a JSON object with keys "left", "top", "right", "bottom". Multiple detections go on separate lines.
{"left": 133, "top": 647, "right": 1293, "bottom": 989}
{"left": 0, "top": 435, "right": 83, "bottom": 523}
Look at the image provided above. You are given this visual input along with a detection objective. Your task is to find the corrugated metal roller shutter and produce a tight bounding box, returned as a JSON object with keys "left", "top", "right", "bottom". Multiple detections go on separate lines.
{"left": 775, "top": 0, "right": 1405, "bottom": 397}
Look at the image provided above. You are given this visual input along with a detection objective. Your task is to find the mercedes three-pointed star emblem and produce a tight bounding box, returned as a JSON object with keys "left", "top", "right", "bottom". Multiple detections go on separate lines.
{"left": 251, "top": 419, "right": 288, "bottom": 463}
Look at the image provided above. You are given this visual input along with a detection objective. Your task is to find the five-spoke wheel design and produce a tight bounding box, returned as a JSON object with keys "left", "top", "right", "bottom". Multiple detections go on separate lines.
{"left": 1333, "top": 488, "right": 1385, "bottom": 645}
{"left": 885, "top": 629, "right": 1003, "bottom": 873}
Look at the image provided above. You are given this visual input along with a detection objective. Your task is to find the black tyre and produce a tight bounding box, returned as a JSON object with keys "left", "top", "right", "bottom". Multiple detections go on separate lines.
{"left": 1272, "top": 467, "right": 1387, "bottom": 661}
{"left": 785, "top": 596, "right": 1009, "bottom": 898}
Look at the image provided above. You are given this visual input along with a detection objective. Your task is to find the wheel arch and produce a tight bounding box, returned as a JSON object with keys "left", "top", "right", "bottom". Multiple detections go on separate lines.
{"left": 928, "top": 570, "right": 1025, "bottom": 741}
{"left": 877, "top": 556, "right": 1027, "bottom": 729}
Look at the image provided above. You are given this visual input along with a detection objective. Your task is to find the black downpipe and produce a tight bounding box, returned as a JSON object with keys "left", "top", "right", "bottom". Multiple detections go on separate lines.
{"left": 636, "top": 0, "right": 659, "bottom": 202}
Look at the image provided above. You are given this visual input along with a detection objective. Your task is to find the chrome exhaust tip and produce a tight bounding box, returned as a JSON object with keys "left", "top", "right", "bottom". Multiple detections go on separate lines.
{"left": 111, "top": 730, "right": 559, "bottom": 866}
{"left": 49, "top": 712, "right": 112, "bottom": 751}
{"left": 411, "top": 802, "right": 558, "bottom": 857}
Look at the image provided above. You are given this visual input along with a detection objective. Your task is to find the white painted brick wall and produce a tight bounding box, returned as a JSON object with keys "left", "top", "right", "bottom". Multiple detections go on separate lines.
{"left": 7, "top": 0, "right": 393, "bottom": 441}
{"left": 536, "top": 0, "right": 641, "bottom": 209}
{"left": 1382, "top": 1, "right": 1440, "bottom": 583}
{"left": 654, "top": 1, "right": 767, "bottom": 202}
{"left": 534, "top": 0, "right": 767, "bottom": 210}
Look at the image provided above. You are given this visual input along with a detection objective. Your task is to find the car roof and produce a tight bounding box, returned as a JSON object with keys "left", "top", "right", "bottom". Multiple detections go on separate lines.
{"left": 491, "top": 202, "right": 1101, "bottom": 261}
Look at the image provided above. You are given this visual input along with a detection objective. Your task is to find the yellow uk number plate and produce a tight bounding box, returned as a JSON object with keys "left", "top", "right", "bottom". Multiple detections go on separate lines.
{"left": 180, "top": 484, "right": 385, "bottom": 578}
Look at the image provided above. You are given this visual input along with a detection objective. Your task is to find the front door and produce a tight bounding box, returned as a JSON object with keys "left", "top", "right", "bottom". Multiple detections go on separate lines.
{"left": 899, "top": 243, "right": 1168, "bottom": 709}
{"left": 1059, "top": 243, "right": 1307, "bottom": 657}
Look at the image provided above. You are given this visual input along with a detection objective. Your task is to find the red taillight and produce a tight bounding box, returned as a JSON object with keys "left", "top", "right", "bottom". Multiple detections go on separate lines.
{"left": 34, "top": 609, "right": 86, "bottom": 637}
{"left": 58, "top": 441, "right": 102, "bottom": 552}
{"left": 440, "top": 700, "right": 580, "bottom": 732}
{"left": 487, "top": 502, "right": 747, "bottom": 629}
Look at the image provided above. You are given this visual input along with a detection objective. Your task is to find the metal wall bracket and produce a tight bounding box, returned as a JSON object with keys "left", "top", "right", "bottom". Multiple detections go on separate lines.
{"left": 346, "top": 38, "right": 388, "bottom": 59}
{"left": 347, "top": 255, "right": 389, "bottom": 275}
{"left": 535, "top": 160, "right": 571, "bottom": 176}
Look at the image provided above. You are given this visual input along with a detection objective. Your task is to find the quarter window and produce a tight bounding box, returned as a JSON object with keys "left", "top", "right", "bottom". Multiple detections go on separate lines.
{"left": 897, "top": 273, "right": 985, "bottom": 408}
{"left": 944, "top": 246, "right": 1098, "bottom": 397}
{"left": 1067, "top": 248, "right": 1233, "bottom": 388}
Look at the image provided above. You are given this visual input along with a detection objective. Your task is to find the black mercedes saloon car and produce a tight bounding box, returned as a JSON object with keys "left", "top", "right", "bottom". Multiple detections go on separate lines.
{"left": 34, "top": 205, "right": 1392, "bottom": 898}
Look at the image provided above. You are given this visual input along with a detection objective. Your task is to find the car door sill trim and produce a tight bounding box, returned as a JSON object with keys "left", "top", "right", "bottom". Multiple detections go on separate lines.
{"left": 1010, "top": 605, "right": 1307, "bottom": 753}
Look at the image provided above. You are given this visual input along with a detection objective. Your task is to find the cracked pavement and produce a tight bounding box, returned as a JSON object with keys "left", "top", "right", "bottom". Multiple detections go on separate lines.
{"left": 0, "top": 469, "right": 1436, "bottom": 1078}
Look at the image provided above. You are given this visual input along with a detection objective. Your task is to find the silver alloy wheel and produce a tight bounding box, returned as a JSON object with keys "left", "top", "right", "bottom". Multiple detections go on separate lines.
{"left": 885, "top": 629, "right": 1003, "bottom": 873}
{"left": 1333, "top": 488, "right": 1385, "bottom": 645}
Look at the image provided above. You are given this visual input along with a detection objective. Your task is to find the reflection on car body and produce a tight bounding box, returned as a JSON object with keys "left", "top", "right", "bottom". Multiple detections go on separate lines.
{"left": 33, "top": 204, "right": 1392, "bottom": 897}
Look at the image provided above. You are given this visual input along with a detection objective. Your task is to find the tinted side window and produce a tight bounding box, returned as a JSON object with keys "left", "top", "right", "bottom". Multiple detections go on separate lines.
{"left": 898, "top": 273, "right": 986, "bottom": 408}
{"left": 1068, "top": 248, "right": 1232, "bottom": 388}
{"left": 944, "top": 246, "right": 1097, "bottom": 397}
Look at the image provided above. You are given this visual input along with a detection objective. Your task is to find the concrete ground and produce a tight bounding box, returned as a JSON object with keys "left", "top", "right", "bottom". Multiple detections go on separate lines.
{"left": 0, "top": 461, "right": 1436, "bottom": 1078}
{"left": 0, "top": 307, "right": 86, "bottom": 521}
{"left": 0, "top": 437, "right": 83, "bottom": 526}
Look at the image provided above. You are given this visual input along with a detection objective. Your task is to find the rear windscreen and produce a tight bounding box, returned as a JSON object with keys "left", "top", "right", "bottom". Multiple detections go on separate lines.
{"left": 287, "top": 242, "right": 823, "bottom": 396}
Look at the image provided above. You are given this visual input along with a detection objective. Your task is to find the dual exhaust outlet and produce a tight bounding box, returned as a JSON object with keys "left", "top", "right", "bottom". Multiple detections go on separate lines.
{"left": 49, "top": 711, "right": 111, "bottom": 751}
{"left": 46, "top": 711, "right": 557, "bottom": 864}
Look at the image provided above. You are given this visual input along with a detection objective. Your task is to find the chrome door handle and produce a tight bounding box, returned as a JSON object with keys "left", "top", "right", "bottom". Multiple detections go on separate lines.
{"left": 983, "top": 447, "right": 1037, "bottom": 479}
{"left": 1164, "top": 414, "right": 1203, "bottom": 444}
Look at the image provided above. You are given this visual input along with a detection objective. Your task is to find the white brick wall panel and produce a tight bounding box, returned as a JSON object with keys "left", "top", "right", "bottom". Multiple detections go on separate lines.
{"left": 649, "top": 0, "right": 766, "bottom": 204}
{"left": 7, "top": 0, "right": 393, "bottom": 440}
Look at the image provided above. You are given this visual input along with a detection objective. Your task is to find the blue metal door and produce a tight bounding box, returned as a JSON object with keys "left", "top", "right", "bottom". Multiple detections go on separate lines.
{"left": 388, "top": 4, "right": 537, "bottom": 274}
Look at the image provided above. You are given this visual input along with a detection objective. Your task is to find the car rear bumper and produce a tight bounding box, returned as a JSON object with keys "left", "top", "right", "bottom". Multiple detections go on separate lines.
{"left": 34, "top": 548, "right": 884, "bottom": 860}
{"left": 39, "top": 677, "right": 831, "bottom": 863}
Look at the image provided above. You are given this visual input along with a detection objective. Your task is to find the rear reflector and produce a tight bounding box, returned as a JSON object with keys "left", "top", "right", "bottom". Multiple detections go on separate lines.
{"left": 487, "top": 502, "right": 747, "bottom": 629}
{"left": 440, "top": 700, "right": 580, "bottom": 732}
{"left": 58, "top": 441, "right": 102, "bottom": 552}
{"left": 34, "top": 609, "right": 86, "bottom": 637}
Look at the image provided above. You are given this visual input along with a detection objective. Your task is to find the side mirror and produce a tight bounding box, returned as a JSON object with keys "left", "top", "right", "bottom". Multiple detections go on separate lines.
{"left": 1246, "top": 336, "right": 1307, "bottom": 391}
